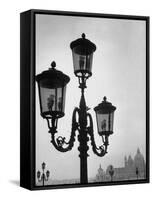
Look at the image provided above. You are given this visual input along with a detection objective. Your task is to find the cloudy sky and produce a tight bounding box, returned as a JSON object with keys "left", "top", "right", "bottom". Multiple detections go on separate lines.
{"left": 35, "top": 14, "right": 146, "bottom": 183}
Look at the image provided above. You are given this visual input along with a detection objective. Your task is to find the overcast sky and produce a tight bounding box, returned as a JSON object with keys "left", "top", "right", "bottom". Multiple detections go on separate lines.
{"left": 35, "top": 14, "right": 146, "bottom": 182}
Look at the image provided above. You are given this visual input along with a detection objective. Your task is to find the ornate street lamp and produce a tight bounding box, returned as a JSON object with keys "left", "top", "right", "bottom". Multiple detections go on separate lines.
{"left": 70, "top": 33, "right": 96, "bottom": 90}
{"left": 94, "top": 97, "right": 116, "bottom": 136}
{"left": 37, "top": 162, "right": 50, "bottom": 186}
{"left": 36, "top": 33, "right": 117, "bottom": 184}
{"left": 36, "top": 61, "right": 70, "bottom": 131}
{"left": 70, "top": 33, "right": 96, "bottom": 77}
{"left": 108, "top": 165, "right": 114, "bottom": 182}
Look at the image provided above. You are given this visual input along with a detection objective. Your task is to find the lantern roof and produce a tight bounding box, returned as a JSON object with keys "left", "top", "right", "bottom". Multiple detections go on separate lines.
{"left": 70, "top": 33, "right": 96, "bottom": 55}
{"left": 94, "top": 96, "right": 116, "bottom": 114}
{"left": 36, "top": 61, "right": 70, "bottom": 88}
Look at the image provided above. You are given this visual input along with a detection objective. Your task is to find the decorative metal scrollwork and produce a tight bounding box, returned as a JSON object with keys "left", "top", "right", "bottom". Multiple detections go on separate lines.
{"left": 48, "top": 107, "right": 79, "bottom": 152}
{"left": 87, "top": 113, "right": 108, "bottom": 157}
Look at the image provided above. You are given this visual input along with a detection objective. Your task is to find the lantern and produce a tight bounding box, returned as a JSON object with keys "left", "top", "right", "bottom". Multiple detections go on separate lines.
{"left": 46, "top": 170, "right": 50, "bottom": 179}
{"left": 42, "top": 162, "right": 46, "bottom": 170}
{"left": 70, "top": 33, "right": 96, "bottom": 78}
{"left": 37, "top": 171, "right": 41, "bottom": 179}
{"left": 94, "top": 97, "right": 116, "bottom": 136}
{"left": 36, "top": 61, "right": 70, "bottom": 119}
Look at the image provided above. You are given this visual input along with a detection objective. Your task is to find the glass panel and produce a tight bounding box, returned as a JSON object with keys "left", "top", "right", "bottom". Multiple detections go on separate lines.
{"left": 79, "top": 55, "right": 86, "bottom": 70}
{"left": 40, "top": 87, "right": 55, "bottom": 113}
{"left": 72, "top": 51, "right": 93, "bottom": 73}
{"left": 110, "top": 112, "right": 114, "bottom": 132}
{"left": 57, "top": 88, "right": 62, "bottom": 111}
{"left": 97, "top": 113, "right": 109, "bottom": 133}
{"left": 62, "top": 86, "right": 66, "bottom": 113}
{"left": 39, "top": 77, "right": 67, "bottom": 117}
{"left": 86, "top": 54, "right": 93, "bottom": 72}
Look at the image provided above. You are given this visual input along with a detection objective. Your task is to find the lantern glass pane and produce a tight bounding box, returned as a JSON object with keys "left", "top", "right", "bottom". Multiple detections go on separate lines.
{"left": 72, "top": 49, "right": 93, "bottom": 73}
{"left": 57, "top": 87, "right": 62, "bottom": 112}
{"left": 96, "top": 111, "right": 115, "bottom": 134}
{"left": 39, "top": 81, "right": 67, "bottom": 117}
{"left": 40, "top": 87, "right": 56, "bottom": 113}
{"left": 96, "top": 113, "right": 109, "bottom": 133}
{"left": 110, "top": 112, "right": 114, "bottom": 132}
{"left": 40, "top": 86, "right": 63, "bottom": 112}
{"left": 62, "top": 86, "right": 66, "bottom": 113}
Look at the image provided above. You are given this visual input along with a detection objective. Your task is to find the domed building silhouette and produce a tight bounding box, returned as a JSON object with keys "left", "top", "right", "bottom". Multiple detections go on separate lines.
{"left": 96, "top": 164, "right": 105, "bottom": 181}
{"left": 95, "top": 148, "right": 146, "bottom": 182}
{"left": 134, "top": 148, "right": 145, "bottom": 169}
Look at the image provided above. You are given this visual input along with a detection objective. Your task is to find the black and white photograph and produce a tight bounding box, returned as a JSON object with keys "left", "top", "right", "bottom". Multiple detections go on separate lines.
{"left": 1, "top": 0, "right": 153, "bottom": 198}
{"left": 33, "top": 11, "right": 149, "bottom": 188}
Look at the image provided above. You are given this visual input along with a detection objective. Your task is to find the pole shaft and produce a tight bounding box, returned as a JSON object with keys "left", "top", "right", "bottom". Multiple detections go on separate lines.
{"left": 43, "top": 175, "right": 44, "bottom": 186}
{"left": 78, "top": 92, "right": 89, "bottom": 184}
{"left": 42, "top": 168, "right": 45, "bottom": 186}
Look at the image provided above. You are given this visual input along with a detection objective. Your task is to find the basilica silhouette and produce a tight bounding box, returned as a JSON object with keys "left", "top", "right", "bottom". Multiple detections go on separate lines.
{"left": 95, "top": 148, "right": 146, "bottom": 182}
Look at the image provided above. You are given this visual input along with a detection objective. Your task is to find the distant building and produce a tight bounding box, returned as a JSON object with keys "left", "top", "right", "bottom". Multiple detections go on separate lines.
{"left": 95, "top": 148, "right": 146, "bottom": 182}
{"left": 96, "top": 164, "right": 105, "bottom": 181}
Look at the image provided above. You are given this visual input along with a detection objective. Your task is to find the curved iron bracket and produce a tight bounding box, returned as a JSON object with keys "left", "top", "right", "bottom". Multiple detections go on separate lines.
{"left": 38, "top": 173, "right": 48, "bottom": 182}
{"left": 48, "top": 107, "right": 79, "bottom": 152}
{"left": 87, "top": 113, "right": 108, "bottom": 157}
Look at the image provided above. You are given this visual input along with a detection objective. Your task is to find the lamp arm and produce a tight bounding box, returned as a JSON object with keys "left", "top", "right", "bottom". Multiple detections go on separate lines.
{"left": 38, "top": 177, "right": 42, "bottom": 182}
{"left": 87, "top": 113, "right": 108, "bottom": 157}
{"left": 44, "top": 174, "right": 48, "bottom": 181}
{"left": 49, "top": 107, "right": 79, "bottom": 152}
{"left": 38, "top": 173, "right": 43, "bottom": 182}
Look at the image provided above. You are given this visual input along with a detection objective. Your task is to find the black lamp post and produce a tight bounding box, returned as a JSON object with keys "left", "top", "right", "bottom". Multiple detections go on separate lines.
{"left": 36, "top": 33, "right": 116, "bottom": 184}
{"left": 136, "top": 167, "right": 139, "bottom": 180}
{"left": 109, "top": 165, "right": 114, "bottom": 182}
{"left": 37, "top": 162, "right": 50, "bottom": 186}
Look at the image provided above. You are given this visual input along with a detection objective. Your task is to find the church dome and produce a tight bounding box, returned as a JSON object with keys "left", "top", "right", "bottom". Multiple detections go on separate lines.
{"left": 134, "top": 148, "right": 145, "bottom": 168}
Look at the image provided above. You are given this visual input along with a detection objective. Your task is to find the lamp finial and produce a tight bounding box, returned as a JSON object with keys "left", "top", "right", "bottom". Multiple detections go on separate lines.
{"left": 103, "top": 96, "right": 107, "bottom": 102}
{"left": 82, "top": 33, "right": 86, "bottom": 39}
{"left": 51, "top": 61, "right": 56, "bottom": 69}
